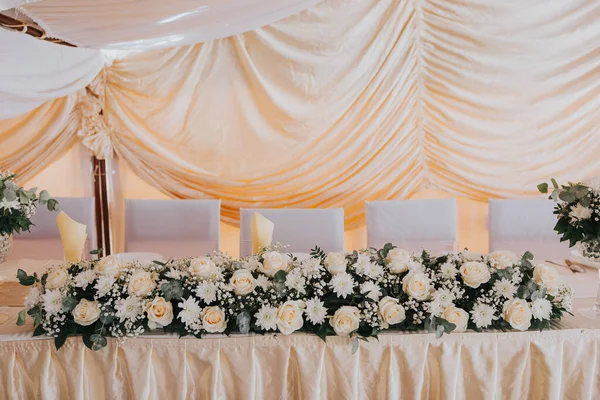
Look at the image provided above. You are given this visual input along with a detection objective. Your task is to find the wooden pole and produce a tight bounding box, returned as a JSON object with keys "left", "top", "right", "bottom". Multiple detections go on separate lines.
{"left": 92, "top": 157, "right": 111, "bottom": 255}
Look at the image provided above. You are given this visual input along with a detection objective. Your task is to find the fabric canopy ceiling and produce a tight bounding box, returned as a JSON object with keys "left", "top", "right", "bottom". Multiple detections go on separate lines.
{"left": 1, "top": 0, "right": 600, "bottom": 228}
{"left": 10, "top": 0, "right": 322, "bottom": 50}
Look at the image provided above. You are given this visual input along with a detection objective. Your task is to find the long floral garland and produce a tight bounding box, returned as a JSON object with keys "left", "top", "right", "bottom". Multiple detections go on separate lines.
{"left": 16, "top": 244, "right": 573, "bottom": 351}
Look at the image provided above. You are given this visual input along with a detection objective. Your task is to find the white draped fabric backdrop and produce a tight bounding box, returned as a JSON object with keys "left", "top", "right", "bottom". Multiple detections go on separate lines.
{"left": 1, "top": 0, "right": 600, "bottom": 255}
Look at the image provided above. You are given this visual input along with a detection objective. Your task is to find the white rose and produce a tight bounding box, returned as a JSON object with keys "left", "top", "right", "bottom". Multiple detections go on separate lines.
{"left": 72, "top": 299, "right": 101, "bottom": 326}
{"left": 127, "top": 270, "right": 157, "bottom": 297}
{"left": 189, "top": 257, "right": 218, "bottom": 279}
{"left": 276, "top": 300, "right": 304, "bottom": 335}
{"left": 324, "top": 252, "right": 346, "bottom": 275}
{"left": 533, "top": 264, "right": 561, "bottom": 294}
{"left": 459, "top": 261, "right": 491, "bottom": 288}
{"left": 488, "top": 251, "right": 518, "bottom": 270}
{"left": 260, "top": 252, "right": 289, "bottom": 277}
{"left": 201, "top": 306, "right": 227, "bottom": 333}
{"left": 230, "top": 269, "right": 257, "bottom": 296}
{"left": 402, "top": 272, "right": 431, "bottom": 301}
{"left": 442, "top": 306, "right": 469, "bottom": 333}
{"left": 330, "top": 306, "right": 361, "bottom": 336}
{"left": 385, "top": 248, "right": 411, "bottom": 274}
{"left": 95, "top": 255, "right": 122, "bottom": 277}
{"left": 45, "top": 268, "right": 69, "bottom": 289}
{"left": 503, "top": 298, "right": 532, "bottom": 331}
{"left": 378, "top": 296, "right": 406, "bottom": 328}
{"left": 145, "top": 296, "right": 173, "bottom": 328}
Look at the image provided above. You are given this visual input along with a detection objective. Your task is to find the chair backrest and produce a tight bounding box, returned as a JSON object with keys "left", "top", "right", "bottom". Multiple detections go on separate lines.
{"left": 239, "top": 208, "right": 344, "bottom": 257}
{"left": 489, "top": 198, "right": 570, "bottom": 260}
{"left": 125, "top": 199, "right": 220, "bottom": 258}
{"left": 365, "top": 199, "right": 457, "bottom": 253}
{"left": 10, "top": 197, "right": 96, "bottom": 260}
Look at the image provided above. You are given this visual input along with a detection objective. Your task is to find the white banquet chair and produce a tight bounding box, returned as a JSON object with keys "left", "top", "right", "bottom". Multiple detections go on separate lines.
{"left": 10, "top": 197, "right": 96, "bottom": 260}
{"left": 365, "top": 199, "right": 457, "bottom": 253}
{"left": 124, "top": 199, "right": 220, "bottom": 258}
{"left": 489, "top": 198, "right": 571, "bottom": 260}
{"left": 239, "top": 208, "right": 344, "bottom": 257}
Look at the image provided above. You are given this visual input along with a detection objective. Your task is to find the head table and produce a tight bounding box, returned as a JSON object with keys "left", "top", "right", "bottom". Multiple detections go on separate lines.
{"left": 1, "top": 260, "right": 599, "bottom": 399}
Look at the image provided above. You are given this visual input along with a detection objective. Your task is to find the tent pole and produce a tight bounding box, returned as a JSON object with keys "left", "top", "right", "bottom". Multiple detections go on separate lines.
{"left": 92, "top": 157, "right": 111, "bottom": 256}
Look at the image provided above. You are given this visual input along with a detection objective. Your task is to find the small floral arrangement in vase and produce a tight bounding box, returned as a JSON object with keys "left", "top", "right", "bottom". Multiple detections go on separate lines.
{"left": 538, "top": 178, "right": 600, "bottom": 260}
{"left": 0, "top": 171, "right": 59, "bottom": 262}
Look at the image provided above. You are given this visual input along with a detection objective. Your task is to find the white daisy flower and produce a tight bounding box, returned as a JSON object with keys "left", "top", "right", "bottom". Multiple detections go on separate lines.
{"left": 531, "top": 298, "right": 552, "bottom": 320}
{"left": 431, "top": 289, "right": 455, "bottom": 307}
{"left": 178, "top": 297, "right": 202, "bottom": 325}
{"left": 300, "top": 258, "right": 322, "bottom": 276}
{"left": 470, "top": 303, "right": 498, "bottom": 328}
{"left": 493, "top": 278, "right": 517, "bottom": 299}
{"left": 41, "top": 289, "right": 63, "bottom": 315}
{"left": 24, "top": 287, "right": 41, "bottom": 310}
{"left": 242, "top": 258, "right": 262, "bottom": 272}
{"left": 74, "top": 269, "right": 96, "bottom": 289}
{"left": 115, "top": 296, "right": 143, "bottom": 322}
{"left": 285, "top": 271, "right": 306, "bottom": 294}
{"left": 165, "top": 268, "right": 183, "bottom": 280}
{"left": 305, "top": 297, "right": 327, "bottom": 325}
{"left": 196, "top": 281, "right": 217, "bottom": 304}
{"left": 94, "top": 275, "right": 116, "bottom": 297}
{"left": 329, "top": 272, "right": 355, "bottom": 299}
{"left": 407, "top": 260, "right": 424, "bottom": 272}
{"left": 440, "top": 262, "right": 458, "bottom": 279}
{"left": 254, "top": 305, "right": 278, "bottom": 331}
{"left": 256, "top": 274, "right": 271, "bottom": 290}
{"left": 570, "top": 204, "right": 592, "bottom": 223}
{"left": 360, "top": 281, "right": 382, "bottom": 301}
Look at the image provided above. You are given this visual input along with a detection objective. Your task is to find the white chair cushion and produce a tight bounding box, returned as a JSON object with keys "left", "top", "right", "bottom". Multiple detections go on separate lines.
{"left": 125, "top": 199, "right": 220, "bottom": 258}
{"left": 239, "top": 208, "right": 344, "bottom": 257}
{"left": 365, "top": 199, "right": 457, "bottom": 253}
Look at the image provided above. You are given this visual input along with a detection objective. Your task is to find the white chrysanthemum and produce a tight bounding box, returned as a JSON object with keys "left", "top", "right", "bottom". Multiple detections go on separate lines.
{"left": 407, "top": 260, "right": 424, "bottom": 272}
{"left": 242, "top": 258, "right": 262, "bottom": 272}
{"left": 440, "top": 262, "right": 458, "bottom": 279}
{"left": 115, "top": 296, "right": 143, "bottom": 322}
{"left": 0, "top": 199, "right": 19, "bottom": 210}
{"left": 285, "top": 271, "right": 306, "bottom": 294}
{"left": 428, "top": 300, "right": 448, "bottom": 317}
{"left": 470, "top": 303, "right": 498, "bottom": 328}
{"left": 531, "top": 298, "right": 552, "bottom": 320}
{"left": 196, "top": 281, "right": 217, "bottom": 304}
{"left": 329, "top": 272, "right": 355, "bottom": 299}
{"left": 570, "top": 204, "right": 593, "bottom": 223}
{"left": 431, "top": 289, "right": 455, "bottom": 307}
{"left": 74, "top": 269, "right": 96, "bottom": 289}
{"left": 360, "top": 281, "right": 382, "bottom": 301}
{"left": 256, "top": 274, "right": 271, "bottom": 290}
{"left": 165, "top": 268, "right": 183, "bottom": 280}
{"left": 363, "top": 262, "right": 384, "bottom": 279}
{"left": 493, "top": 278, "right": 517, "bottom": 299}
{"left": 254, "top": 305, "right": 278, "bottom": 331}
{"left": 300, "top": 258, "right": 322, "bottom": 276}
{"left": 24, "top": 287, "right": 41, "bottom": 310}
{"left": 305, "top": 297, "right": 327, "bottom": 325}
{"left": 94, "top": 275, "right": 116, "bottom": 297}
{"left": 41, "top": 289, "right": 63, "bottom": 315}
{"left": 178, "top": 297, "right": 202, "bottom": 325}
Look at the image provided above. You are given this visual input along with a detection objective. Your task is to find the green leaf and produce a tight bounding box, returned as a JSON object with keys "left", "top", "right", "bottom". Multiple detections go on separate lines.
{"left": 274, "top": 270, "right": 287, "bottom": 283}
{"left": 54, "top": 328, "right": 69, "bottom": 350}
{"left": 581, "top": 195, "right": 591, "bottom": 208}
{"left": 19, "top": 191, "right": 29, "bottom": 204}
{"left": 160, "top": 281, "right": 183, "bottom": 301}
{"left": 435, "top": 324, "right": 445, "bottom": 339}
{"left": 89, "top": 248, "right": 103, "bottom": 256}
{"left": 551, "top": 178, "right": 559, "bottom": 189}
{"left": 39, "top": 190, "right": 50, "bottom": 202}
{"left": 537, "top": 183, "right": 549, "bottom": 194}
{"left": 47, "top": 199, "right": 59, "bottom": 212}
{"left": 61, "top": 297, "right": 78, "bottom": 313}
{"left": 351, "top": 337, "right": 359, "bottom": 354}
{"left": 32, "top": 324, "right": 46, "bottom": 337}
{"left": 90, "top": 334, "right": 107, "bottom": 351}
{"left": 16, "top": 269, "right": 27, "bottom": 282}
{"left": 16, "top": 309, "right": 26, "bottom": 326}
{"left": 558, "top": 191, "right": 576, "bottom": 203}
{"left": 3, "top": 188, "right": 16, "bottom": 202}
